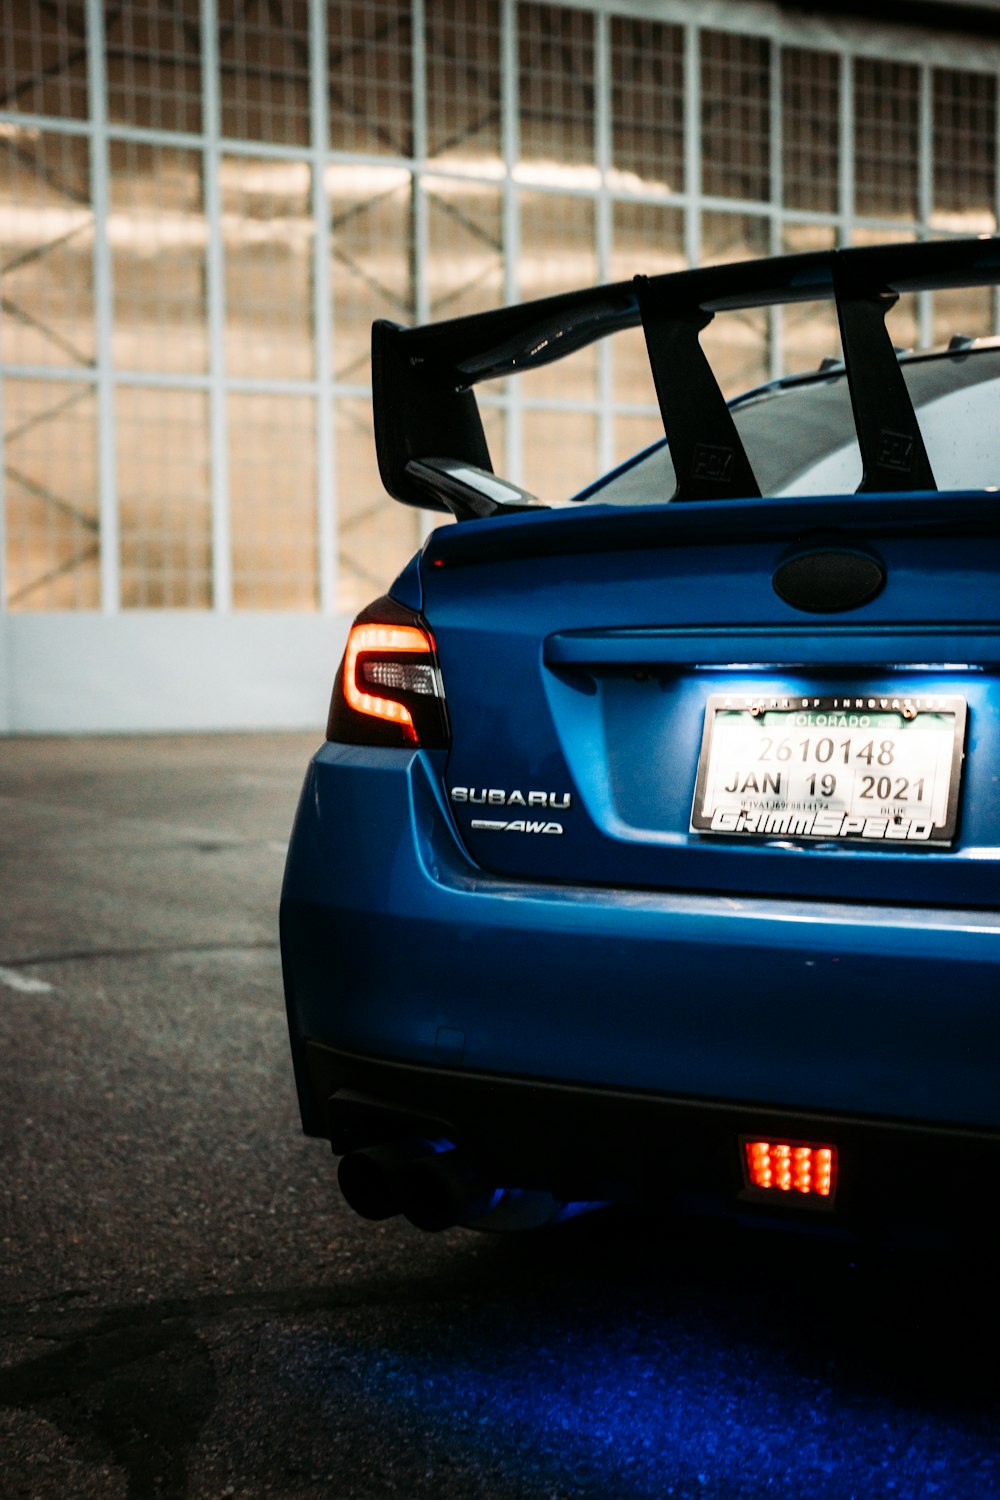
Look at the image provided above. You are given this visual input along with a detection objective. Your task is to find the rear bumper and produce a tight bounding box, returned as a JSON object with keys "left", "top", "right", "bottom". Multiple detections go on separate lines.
{"left": 280, "top": 744, "right": 1000, "bottom": 1157}
{"left": 303, "top": 1040, "right": 1000, "bottom": 1235}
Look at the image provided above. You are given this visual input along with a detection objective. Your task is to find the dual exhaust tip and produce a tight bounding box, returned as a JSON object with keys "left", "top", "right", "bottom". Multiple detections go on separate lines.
{"left": 337, "top": 1138, "right": 599, "bottom": 1232}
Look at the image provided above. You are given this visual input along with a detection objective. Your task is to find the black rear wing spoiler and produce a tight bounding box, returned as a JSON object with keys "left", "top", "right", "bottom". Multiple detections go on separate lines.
{"left": 373, "top": 236, "right": 1000, "bottom": 519}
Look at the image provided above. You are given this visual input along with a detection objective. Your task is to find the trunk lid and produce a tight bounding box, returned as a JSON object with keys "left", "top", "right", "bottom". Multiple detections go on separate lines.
{"left": 422, "top": 492, "right": 1000, "bottom": 907}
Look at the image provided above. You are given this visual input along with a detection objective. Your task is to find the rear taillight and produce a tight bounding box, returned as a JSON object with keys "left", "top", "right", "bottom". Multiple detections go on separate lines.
{"left": 327, "top": 594, "right": 449, "bottom": 748}
{"left": 741, "top": 1137, "right": 838, "bottom": 1204}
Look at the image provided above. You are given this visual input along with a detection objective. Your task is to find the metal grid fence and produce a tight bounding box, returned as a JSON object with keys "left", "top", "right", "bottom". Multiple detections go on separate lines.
{"left": 2, "top": 0, "right": 999, "bottom": 616}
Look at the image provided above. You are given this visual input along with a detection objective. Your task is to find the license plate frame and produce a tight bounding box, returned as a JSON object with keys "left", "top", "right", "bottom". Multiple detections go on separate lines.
{"left": 691, "top": 692, "right": 967, "bottom": 845}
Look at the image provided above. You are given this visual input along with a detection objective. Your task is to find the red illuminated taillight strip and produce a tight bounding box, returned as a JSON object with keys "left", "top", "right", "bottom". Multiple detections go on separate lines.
{"left": 344, "top": 622, "right": 436, "bottom": 741}
{"left": 742, "top": 1138, "right": 838, "bottom": 1203}
{"left": 327, "top": 594, "right": 449, "bottom": 749}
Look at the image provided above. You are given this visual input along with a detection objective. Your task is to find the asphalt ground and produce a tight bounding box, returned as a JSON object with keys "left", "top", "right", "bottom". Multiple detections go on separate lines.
{"left": 0, "top": 732, "right": 997, "bottom": 1499}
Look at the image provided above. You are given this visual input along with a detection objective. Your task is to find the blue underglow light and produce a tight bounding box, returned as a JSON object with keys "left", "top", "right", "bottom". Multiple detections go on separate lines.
{"left": 283, "top": 1270, "right": 999, "bottom": 1500}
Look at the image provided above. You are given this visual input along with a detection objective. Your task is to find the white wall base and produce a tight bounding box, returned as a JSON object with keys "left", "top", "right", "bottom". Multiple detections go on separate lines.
{"left": 0, "top": 612, "right": 352, "bottom": 734}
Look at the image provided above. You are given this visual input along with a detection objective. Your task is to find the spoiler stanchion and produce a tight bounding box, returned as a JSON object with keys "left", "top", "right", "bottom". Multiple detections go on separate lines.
{"left": 832, "top": 262, "right": 937, "bottom": 494}
{"left": 634, "top": 275, "right": 762, "bottom": 503}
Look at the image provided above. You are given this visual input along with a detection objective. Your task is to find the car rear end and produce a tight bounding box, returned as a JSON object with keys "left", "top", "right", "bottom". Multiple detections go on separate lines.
{"left": 280, "top": 239, "right": 1000, "bottom": 1238}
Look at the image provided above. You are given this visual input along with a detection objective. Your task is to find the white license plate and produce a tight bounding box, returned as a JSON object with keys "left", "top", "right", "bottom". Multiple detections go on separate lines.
{"left": 691, "top": 692, "right": 966, "bottom": 845}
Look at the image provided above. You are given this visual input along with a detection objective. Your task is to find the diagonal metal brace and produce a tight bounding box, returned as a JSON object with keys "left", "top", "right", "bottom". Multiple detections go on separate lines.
{"left": 832, "top": 261, "right": 937, "bottom": 494}
{"left": 633, "top": 275, "right": 761, "bottom": 502}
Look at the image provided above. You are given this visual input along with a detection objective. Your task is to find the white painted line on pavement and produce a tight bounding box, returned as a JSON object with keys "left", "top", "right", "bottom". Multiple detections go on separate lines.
{"left": 0, "top": 966, "right": 55, "bottom": 995}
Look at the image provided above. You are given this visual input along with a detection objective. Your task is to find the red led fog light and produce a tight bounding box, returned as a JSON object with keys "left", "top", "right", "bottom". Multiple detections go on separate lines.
{"left": 741, "top": 1138, "right": 838, "bottom": 1204}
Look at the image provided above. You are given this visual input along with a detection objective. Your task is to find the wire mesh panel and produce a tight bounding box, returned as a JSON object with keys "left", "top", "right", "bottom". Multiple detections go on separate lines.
{"left": 0, "top": 0, "right": 88, "bottom": 121}
{"left": 105, "top": 0, "right": 203, "bottom": 134}
{"left": 523, "top": 408, "right": 598, "bottom": 502}
{"left": 782, "top": 47, "right": 839, "bottom": 215}
{"left": 335, "top": 395, "right": 421, "bottom": 614}
{"left": 930, "top": 70, "right": 997, "bottom": 339}
{"left": 117, "top": 385, "right": 212, "bottom": 608}
{"left": 327, "top": 0, "right": 413, "bottom": 157}
{"left": 229, "top": 392, "right": 318, "bottom": 609}
{"left": 328, "top": 155, "right": 421, "bottom": 613}
{"left": 610, "top": 199, "right": 685, "bottom": 416}
{"left": 701, "top": 29, "right": 771, "bottom": 204}
{"left": 933, "top": 67, "right": 997, "bottom": 234}
{"left": 218, "top": 0, "right": 311, "bottom": 146}
{"left": 425, "top": 174, "right": 504, "bottom": 319}
{"left": 222, "top": 155, "right": 315, "bottom": 380}
{"left": 854, "top": 59, "right": 920, "bottom": 223}
{"left": 108, "top": 140, "right": 208, "bottom": 374}
{"left": 518, "top": 2, "right": 595, "bottom": 175}
{"left": 609, "top": 17, "right": 685, "bottom": 195}
{"left": 425, "top": 0, "right": 502, "bottom": 170}
{"left": 0, "top": 128, "right": 94, "bottom": 368}
{"left": 328, "top": 163, "right": 413, "bottom": 387}
{"left": 3, "top": 379, "right": 100, "bottom": 609}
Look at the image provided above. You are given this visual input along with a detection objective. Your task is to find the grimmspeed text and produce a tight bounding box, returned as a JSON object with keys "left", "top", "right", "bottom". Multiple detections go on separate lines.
{"left": 709, "top": 809, "right": 936, "bottom": 841}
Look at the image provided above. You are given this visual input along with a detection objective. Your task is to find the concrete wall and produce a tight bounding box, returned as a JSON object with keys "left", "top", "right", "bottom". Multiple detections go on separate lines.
{"left": 0, "top": 613, "right": 350, "bottom": 734}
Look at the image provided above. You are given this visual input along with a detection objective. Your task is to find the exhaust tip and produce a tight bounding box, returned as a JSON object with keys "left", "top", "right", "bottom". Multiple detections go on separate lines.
{"left": 337, "top": 1139, "right": 446, "bottom": 1221}
{"left": 400, "top": 1148, "right": 500, "bottom": 1232}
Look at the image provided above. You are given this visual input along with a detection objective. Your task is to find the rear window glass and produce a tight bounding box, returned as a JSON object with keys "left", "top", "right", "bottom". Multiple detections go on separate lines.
{"left": 585, "top": 345, "right": 1000, "bottom": 505}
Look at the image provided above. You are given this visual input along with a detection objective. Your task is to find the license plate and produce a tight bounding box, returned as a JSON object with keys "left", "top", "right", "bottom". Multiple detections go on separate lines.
{"left": 691, "top": 692, "right": 966, "bottom": 845}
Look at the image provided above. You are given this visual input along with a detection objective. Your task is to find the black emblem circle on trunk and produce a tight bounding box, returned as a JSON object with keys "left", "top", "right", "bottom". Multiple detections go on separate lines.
{"left": 773, "top": 547, "right": 885, "bottom": 613}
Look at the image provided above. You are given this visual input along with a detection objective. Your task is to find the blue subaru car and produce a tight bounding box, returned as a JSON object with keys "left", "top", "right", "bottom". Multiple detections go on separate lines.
{"left": 281, "top": 238, "right": 1000, "bottom": 1239}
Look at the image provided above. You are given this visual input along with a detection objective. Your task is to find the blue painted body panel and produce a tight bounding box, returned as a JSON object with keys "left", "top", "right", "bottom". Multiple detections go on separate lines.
{"left": 281, "top": 744, "right": 1000, "bottom": 1136}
